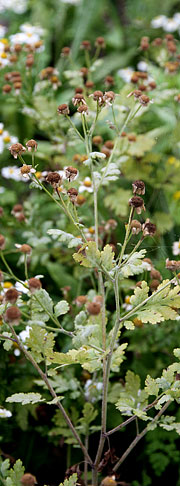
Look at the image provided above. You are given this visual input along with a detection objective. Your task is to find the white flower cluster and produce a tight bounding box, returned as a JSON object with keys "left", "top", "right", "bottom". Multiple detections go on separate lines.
{"left": 0, "top": 407, "right": 12, "bottom": 418}
{"left": 151, "top": 13, "right": 180, "bottom": 32}
{"left": 10, "top": 23, "right": 45, "bottom": 48}
{"left": 0, "top": 0, "right": 28, "bottom": 13}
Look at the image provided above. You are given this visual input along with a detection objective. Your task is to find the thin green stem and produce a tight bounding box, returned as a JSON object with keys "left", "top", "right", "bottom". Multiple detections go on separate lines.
{"left": 24, "top": 254, "right": 28, "bottom": 280}
{"left": 117, "top": 207, "right": 134, "bottom": 267}
{"left": 65, "top": 115, "right": 84, "bottom": 142}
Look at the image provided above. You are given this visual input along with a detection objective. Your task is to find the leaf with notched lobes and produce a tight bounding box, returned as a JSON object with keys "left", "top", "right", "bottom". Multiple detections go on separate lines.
{"left": 73, "top": 241, "right": 100, "bottom": 268}
{"left": 6, "top": 392, "right": 45, "bottom": 405}
{"left": 100, "top": 244, "right": 115, "bottom": 271}
{"left": 54, "top": 300, "right": 69, "bottom": 317}
{"left": 48, "top": 229, "right": 83, "bottom": 248}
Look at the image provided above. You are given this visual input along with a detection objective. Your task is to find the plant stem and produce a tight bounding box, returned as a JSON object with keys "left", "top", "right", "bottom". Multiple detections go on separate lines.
{"left": 65, "top": 115, "right": 84, "bottom": 142}
{"left": 117, "top": 207, "right": 134, "bottom": 267}
{"left": 8, "top": 323, "right": 93, "bottom": 467}
{"left": 113, "top": 400, "right": 171, "bottom": 472}
{"left": 84, "top": 434, "right": 89, "bottom": 486}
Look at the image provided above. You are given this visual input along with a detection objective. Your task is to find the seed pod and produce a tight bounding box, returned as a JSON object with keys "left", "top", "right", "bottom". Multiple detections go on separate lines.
{"left": 92, "top": 135, "right": 103, "bottom": 145}
{"left": 65, "top": 166, "right": 78, "bottom": 182}
{"left": 104, "top": 140, "right": 114, "bottom": 149}
{"left": 75, "top": 86, "right": 83, "bottom": 94}
{"left": 76, "top": 195, "right": 86, "bottom": 206}
{"left": 128, "top": 134, "right": 136, "bottom": 142}
{"left": 77, "top": 104, "right": 88, "bottom": 114}
{"left": 5, "top": 306, "right": 21, "bottom": 326}
{"left": 2, "top": 84, "right": 12, "bottom": 93}
{"left": 19, "top": 244, "right": 32, "bottom": 254}
{"left": 26, "top": 139, "right": 38, "bottom": 152}
{"left": 61, "top": 46, "right": 71, "bottom": 57}
{"left": 46, "top": 172, "right": 62, "bottom": 187}
{"left": 21, "top": 473, "right": 37, "bottom": 486}
{"left": 95, "top": 37, "right": 106, "bottom": 48}
{"left": 72, "top": 93, "right": 86, "bottom": 106}
{"left": 105, "top": 75, "right": 114, "bottom": 86}
{"left": 75, "top": 295, "right": 87, "bottom": 306}
{"left": 150, "top": 279, "right": 160, "bottom": 291}
{"left": 133, "top": 317, "right": 143, "bottom": 328}
{"left": 9, "top": 143, "right": 26, "bottom": 159}
{"left": 166, "top": 259, "right": 180, "bottom": 272}
{"left": 85, "top": 80, "right": 94, "bottom": 89}
{"left": 101, "top": 147, "right": 111, "bottom": 158}
{"left": 28, "top": 278, "right": 42, "bottom": 293}
{"left": 131, "top": 219, "right": 142, "bottom": 235}
{"left": 57, "top": 103, "right": 70, "bottom": 115}
{"left": 149, "top": 81, "right": 156, "bottom": 90}
{"left": 80, "top": 40, "right": 91, "bottom": 50}
{"left": 132, "top": 180, "right": 145, "bottom": 195}
{"left": 142, "top": 220, "right": 156, "bottom": 236}
{"left": 0, "top": 234, "right": 5, "bottom": 250}
{"left": 150, "top": 269, "right": 162, "bottom": 280}
{"left": 128, "top": 196, "right": 145, "bottom": 214}
{"left": 87, "top": 302, "right": 101, "bottom": 315}
{"left": 139, "top": 94, "right": 150, "bottom": 106}
{"left": 104, "top": 90, "right": 115, "bottom": 104}
{"left": 131, "top": 73, "right": 139, "bottom": 83}
{"left": 67, "top": 188, "right": 78, "bottom": 203}
{"left": 5, "top": 288, "right": 19, "bottom": 304}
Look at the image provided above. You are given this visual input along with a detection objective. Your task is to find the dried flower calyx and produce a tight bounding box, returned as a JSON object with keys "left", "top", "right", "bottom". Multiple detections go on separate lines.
{"left": 132, "top": 180, "right": 145, "bottom": 195}
{"left": 4, "top": 306, "right": 21, "bottom": 326}
{"left": 128, "top": 196, "right": 145, "bottom": 214}
{"left": 67, "top": 188, "right": 78, "bottom": 203}
{"left": 5, "top": 288, "right": 19, "bottom": 304}
{"left": 46, "top": 172, "right": 62, "bottom": 187}
{"left": 57, "top": 104, "right": 70, "bottom": 115}
{"left": 131, "top": 219, "right": 142, "bottom": 234}
{"left": 166, "top": 259, "right": 180, "bottom": 271}
{"left": 28, "top": 278, "right": 42, "bottom": 293}
{"left": 142, "top": 219, "right": 156, "bottom": 236}
{"left": 65, "top": 166, "right": 78, "bottom": 182}
{"left": 26, "top": 139, "right": 38, "bottom": 151}
{"left": 9, "top": 143, "right": 26, "bottom": 159}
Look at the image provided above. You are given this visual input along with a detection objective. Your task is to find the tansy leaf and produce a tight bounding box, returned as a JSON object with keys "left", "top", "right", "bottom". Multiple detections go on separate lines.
{"left": 73, "top": 241, "right": 100, "bottom": 268}
{"left": 100, "top": 245, "right": 115, "bottom": 271}
{"left": 54, "top": 300, "right": 70, "bottom": 317}
{"left": 104, "top": 188, "right": 132, "bottom": 217}
{"left": 6, "top": 393, "right": 45, "bottom": 405}
{"left": 26, "top": 325, "right": 55, "bottom": 363}
{"left": 120, "top": 250, "right": 147, "bottom": 278}
{"left": 48, "top": 229, "right": 83, "bottom": 248}
{"left": 59, "top": 473, "right": 78, "bottom": 486}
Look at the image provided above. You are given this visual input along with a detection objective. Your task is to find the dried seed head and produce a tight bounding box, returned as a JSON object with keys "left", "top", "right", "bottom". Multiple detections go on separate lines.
{"left": 77, "top": 104, "right": 88, "bottom": 114}
{"left": 132, "top": 180, "right": 145, "bottom": 195}
{"left": 95, "top": 37, "right": 105, "bottom": 48}
{"left": 101, "top": 147, "right": 111, "bottom": 158}
{"left": 121, "top": 131, "right": 127, "bottom": 137}
{"left": 165, "top": 34, "right": 174, "bottom": 41}
{"left": 80, "top": 40, "right": 91, "bottom": 50}
{"left": 85, "top": 80, "right": 94, "bottom": 89}
{"left": 46, "top": 172, "right": 62, "bottom": 187}
{"left": 20, "top": 165, "right": 32, "bottom": 176}
{"left": 105, "top": 75, "right": 114, "bottom": 86}
{"left": 128, "top": 134, "right": 136, "bottom": 142}
{"left": 0, "top": 234, "right": 5, "bottom": 250}
{"left": 142, "top": 220, "right": 156, "bottom": 236}
{"left": 26, "top": 139, "right": 38, "bottom": 152}
{"left": 5, "top": 306, "right": 21, "bottom": 325}
{"left": 148, "top": 81, "right": 156, "bottom": 90}
{"left": 128, "top": 196, "right": 145, "bottom": 214}
{"left": 72, "top": 93, "right": 86, "bottom": 106}
{"left": 26, "top": 56, "right": 34, "bottom": 67}
{"left": 65, "top": 166, "right": 78, "bottom": 182}
{"left": 12, "top": 204, "right": 23, "bottom": 215}
{"left": 92, "top": 90, "right": 104, "bottom": 103}
{"left": 92, "top": 135, "right": 103, "bottom": 145}
{"left": 140, "top": 37, "right": 149, "bottom": 50}
{"left": 9, "top": 143, "right": 26, "bottom": 159}
{"left": 131, "top": 219, "right": 142, "bottom": 235}
{"left": 152, "top": 37, "right": 162, "bottom": 46}
{"left": 2, "top": 84, "right": 12, "bottom": 93}
{"left": 143, "top": 258, "right": 152, "bottom": 266}
{"left": 167, "top": 41, "right": 176, "bottom": 53}
{"left": 14, "top": 82, "right": 22, "bottom": 91}
{"left": 150, "top": 269, "right": 162, "bottom": 280}
{"left": 104, "top": 219, "right": 117, "bottom": 231}
{"left": 104, "top": 90, "right": 115, "bottom": 104}
{"left": 9, "top": 54, "right": 18, "bottom": 62}
{"left": 87, "top": 301, "right": 101, "bottom": 315}
{"left": 139, "top": 94, "right": 150, "bottom": 106}
{"left": 76, "top": 195, "right": 86, "bottom": 206}
{"left": 166, "top": 259, "right": 180, "bottom": 272}
{"left": 28, "top": 278, "right": 42, "bottom": 293}
{"left": 138, "top": 84, "right": 147, "bottom": 92}
{"left": 57, "top": 103, "right": 70, "bottom": 115}
{"left": 131, "top": 73, "right": 139, "bottom": 83}
{"left": 5, "top": 288, "right": 19, "bottom": 304}
{"left": 19, "top": 244, "right": 32, "bottom": 254}
{"left": 133, "top": 89, "right": 143, "bottom": 99}
{"left": 150, "top": 279, "right": 160, "bottom": 291}
{"left": 75, "top": 87, "right": 83, "bottom": 94}
{"left": 101, "top": 477, "right": 117, "bottom": 486}
{"left": 21, "top": 473, "right": 37, "bottom": 486}
{"left": 137, "top": 72, "right": 148, "bottom": 80}
{"left": 61, "top": 46, "right": 71, "bottom": 57}
{"left": 67, "top": 187, "right": 78, "bottom": 203}
{"left": 75, "top": 295, "right": 87, "bottom": 307}
{"left": 104, "top": 140, "right": 114, "bottom": 149}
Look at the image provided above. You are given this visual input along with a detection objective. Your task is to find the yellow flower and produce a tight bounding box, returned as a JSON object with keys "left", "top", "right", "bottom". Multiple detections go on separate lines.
{"left": 1, "top": 52, "right": 7, "bottom": 59}
{"left": 173, "top": 191, "right": 180, "bottom": 200}
{"left": 3, "top": 136, "right": 11, "bottom": 143}
{"left": 125, "top": 296, "right": 131, "bottom": 304}
{"left": 0, "top": 38, "right": 8, "bottom": 45}
{"left": 3, "top": 282, "right": 13, "bottom": 289}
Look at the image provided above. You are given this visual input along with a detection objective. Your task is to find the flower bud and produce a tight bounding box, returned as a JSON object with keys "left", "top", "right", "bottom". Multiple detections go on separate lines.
{"left": 139, "top": 94, "right": 150, "bottom": 106}
{"left": 5, "top": 306, "right": 21, "bottom": 326}
{"left": 57, "top": 103, "right": 70, "bottom": 115}
{"left": 75, "top": 295, "right": 87, "bottom": 307}
{"left": 77, "top": 104, "right": 88, "bottom": 114}
{"left": 87, "top": 302, "right": 101, "bottom": 315}
{"left": 150, "top": 269, "right": 162, "bottom": 280}
{"left": 5, "top": 288, "right": 19, "bottom": 304}
{"left": 61, "top": 46, "right": 71, "bottom": 57}
{"left": 95, "top": 37, "right": 105, "bottom": 48}
{"left": 81, "top": 40, "right": 91, "bottom": 50}
{"left": 128, "top": 196, "right": 145, "bottom": 214}
{"left": 105, "top": 75, "right": 114, "bottom": 86}
{"left": 2, "top": 84, "right": 12, "bottom": 94}
{"left": 92, "top": 135, "right": 103, "bottom": 146}
{"left": 85, "top": 81, "right": 94, "bottom": 89}
{"left": 28, "top": 278, "right": 42, "bottom": 293}
{"left": 132, "top": 180, "right": 145, "bottom": 195}
{"left": 150, "top": 279, "right": 160, "bottom": 291}
{"left": 104, "top": 140, "right": 114, "bottom": 149}
{"left": 101, "top": 476, "right": 117, "bottom": 486}
{"left": 19, "top": 244, "right": 32, "bottom": 254}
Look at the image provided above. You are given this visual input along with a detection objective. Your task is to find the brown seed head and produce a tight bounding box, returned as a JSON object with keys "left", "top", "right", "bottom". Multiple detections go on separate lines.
{"left": 77, "top": 104, "right": 88, "bottom": 114}
{"left": 139, "top": 94, "right": 150, "bottom": 106}
{"left": 92, "top": 90, "right": 104, "bottom": 101}
{"left": 85, "top": 80, "right": 94, "bottom": 89}
{"left": 28, "top": 278, "right": 42, "bottom": 293}
{"left": 19, "top": 244, "right": 32, "bottom": 254}
{"left": 65, "top": 166, "right": 78, "bottom": 182}
{"left": 21, "top": 473, "right": 37, "bottom": 486}
{"left": 152, "top": 37, "right": 163, "bottom": 46}
{"left": 95, "top": 37, "right": 105, "bottom": 48}
{"left": 9, "top": 54, "right": 18, "bottom": 63}
{"left": 20, "top": 165, "right": 32, "bottom": 175}
{"left": 5, "top": 306, "right": 21, "bottom": 325}
{"left": 128, "top": 134, "right": 136, "bottom": 142}
{"left": 76, "top": 195, "right": 86, "bottom": 206}
{"left": 101, "top": 147, "right": 111, "bottom": 158}
{"left": 166, "top": 259, "right": 180, "bottom": 272}
{"left": 46, "top": 172, "right": 62, "bottom": 187}
{"left": 131, "top": 219, "right": 142, "bottom": 235}
{"left": 104, "top": 140, "right": 114, "bottom": 149}
{"left": 142, "top": 220, "right": 156, "bottom": 236}
{"left": 5, "top": 288, "right": 19, "bottom": 304}
{"left": 87, "top": 301, "right": 101, "bottom": 315}
{"left": 9, "top": 143, "right": 26, "bottom": 159}
{"left": 75, "top": 295, "right": 87, "bottom": 306}
{"left": 150, "top": 269, "right": 162, "bottom": 280}
{"left": 26, "top": 56, "right": 34, "bottom": 67}
{"left": 75, "top": 87, "right": 83, "bottom": 94}
{"left": 67, "top": 187, "right": 78, "bottom": 203}
{"left": 104, "top": 90, "right": 115, "bottom": 103}
{"left": 131, "top": 73, "right": 139, "bottom": 84}
{"left": 129, "top": 196, "right": 145, "bottom": 214}
{"left": 92, "top": 135, "right": 103, "bottom": 145}
{"left": 105, "top": 75, "right": 114, "bottom": 86}
{"left": 14, "top": 82, "right": 22, "bottom": 90}
{"left": 61, "top": 46, "right": 71, "bottom": 56}
{"left": 72, "top": 93, "right": 86, "bottom": 106}
{"left": 150, "top": 279, "right": 160, "bottom": 291}
{"left": 12, "top": 204, "right": 23, "bottom": 214}
{"left": 2, "top": 84, "right": 12, "bottom": 93}
{"left": 149, "top": 81, "right": 156, "bottom": 90}
{"left": 101, "top": 477, "right": 117, "bottom": 486}
{"left": 81, "top": 40, "right": 91, "bottom": 50}
{"left": 26, "top": 139, "right": 38, "bottom": 152}
{"left": 132, "top": 180, "right": 145, "bottom": 195}
{"left": 57, "top": 103, "right": 70, "bottom": 115}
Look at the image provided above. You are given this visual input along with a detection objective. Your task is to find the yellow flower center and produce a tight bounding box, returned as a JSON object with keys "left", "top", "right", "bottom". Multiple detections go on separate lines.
{"left": 173, "top": 191, "right": 180, "bottom": 200}
{"left": 3, "top": 136, "right": 11, "bottom": 143}
{"left": 84, "top": 179, "right": 92, "bottom": 187}
{"left": 35, "top": 171, "right": 42, "bottom": 179}
{"left": 4, "top": 282, "right": 13, "bottom": 289}
{"left": 125, "top": 296, "right": 130, "bottom": 304}
{"left": 178, "top": 242, "right": 180, "bottom": 249}
{"left": 0, "top": 38, "right": 8, "bottom": 44}
{"left": 27, "top": 33, "right": 33, "bottom": 37}
{"left": 167, "top": 156, "right": 176, "bottom": 165}
{"left": 9, "top": 168, "right": 15, "bottom": 174}
{"left": 88, "top": 227, "right": 95, "bottom": 234}
{"left": 0, "top": 129, "right": 3, "bottom": 135}
{"left": 1, "top": 52, "right": 7, "bottom": 59}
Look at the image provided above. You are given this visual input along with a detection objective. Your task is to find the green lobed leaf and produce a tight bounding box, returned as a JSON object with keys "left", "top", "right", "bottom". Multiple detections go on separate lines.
{"left": 6, "top": 393, "right": 45, "bottom": 405}
{"left": 54, "top": 300, "right": 70, "bottom": 317}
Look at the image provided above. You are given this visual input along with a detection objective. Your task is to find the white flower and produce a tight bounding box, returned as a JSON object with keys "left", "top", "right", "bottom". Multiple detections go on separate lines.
{"left": 0, "top": 0, "right": 27, "bottom": 13}
{"left": 173, "top": 13, "right": 180, "bottom": 26}
{"left": 0, "top": 25, "right": 7, "bottom": 37}
{"left": 60, "top": 0, "right": 81, "bottom": 4}
{"left": 151, "top": 15, "right": 167, "bottom": 28}
{"left": 19, "top": 325, "right": 31, "bottom": 342}
{"left": 89, "top": 151, "right": 106, "bottom": 159}
{"left": 163, "top": 18, "right": 179, "bottom": 32}
{"left": 118, "top": 67, "right": 133, "bottom": 83}
{"left": 0, "top": 408, "right": 12, "bottom": 418}
{"left": 20, "top": 23, "right": 44, "bottom": 36}
{"left": 172, "top": 241, "right": 180, "bottom": 255}
{"left": 137, "top": 61, "right": 148, "bottom": 72}
{"left": 1, "top": 166, "right": 23, "bottom": 181}
{"left": 79, "top": 177, "right": 93, "bottom": 193}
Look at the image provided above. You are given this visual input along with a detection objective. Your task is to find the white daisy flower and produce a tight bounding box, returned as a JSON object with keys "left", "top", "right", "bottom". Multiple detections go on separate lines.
{"left": 118, "top": 67, "right": 134, "bottom": 83}
{"left": 20, "top": 23, "right": 44, "bottom": 36}
{"left": 1, "top": 166, "right": 23, "bottom": 181}
{"left": 163, "top": 18, "right": 179, "bottom": 32}
{"left": 172, "top": 241, "right": 180, "bottom": 255}
{"left": 79, "top": 177, "right": 93, "bottom": 193}
{"left": 19, "top": 325, "right": 31, "bottom": 342}
{"left": 151, "top": 15, "right": 167, "bottom": 28}
{"left": 173, "top": 13, "right": 180, "bottom": 26}
{"left": 0, "top": 408, "right": 12, "bottom": 418}
{"left": 137, "top": 61, "right": 148, "bottom": 72}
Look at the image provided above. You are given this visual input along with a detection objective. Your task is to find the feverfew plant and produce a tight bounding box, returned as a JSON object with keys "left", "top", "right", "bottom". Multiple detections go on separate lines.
{"left": 0, "top": 26, "right": 180, "bottom": 486}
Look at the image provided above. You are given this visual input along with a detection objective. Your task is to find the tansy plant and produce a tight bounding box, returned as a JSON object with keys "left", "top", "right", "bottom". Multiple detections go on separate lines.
{"left": 1, "top": 32, "right": 180, "bottom": 486}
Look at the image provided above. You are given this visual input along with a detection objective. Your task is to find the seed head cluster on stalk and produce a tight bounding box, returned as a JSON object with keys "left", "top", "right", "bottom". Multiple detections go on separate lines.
{"left": 0, "top": 26, "right": 180, "bottom": 486}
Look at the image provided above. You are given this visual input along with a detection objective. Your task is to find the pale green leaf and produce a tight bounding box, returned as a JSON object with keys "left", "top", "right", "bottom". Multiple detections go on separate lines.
{"left": 54, "top": 300, "right": 70, "bottom": 317}
{"left": 100, "top": 245, "right": 115, "bottom": 271}
{"left": 48, "top": 229, "right": 83, "bottom": 248}
{"left": 6, "top": 393, "right": 44, "bottom": 405}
